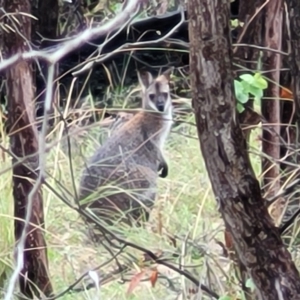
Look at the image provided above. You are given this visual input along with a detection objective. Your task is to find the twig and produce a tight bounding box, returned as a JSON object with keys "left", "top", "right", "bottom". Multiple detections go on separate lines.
{"left": 72, "top": 7, "right": 185, "bottom": 76}
{"left": 42, "top": 175, "right": 220, "bottom": 299}
{"left": 46, "top": 245, "right": 126, "bottom": 300}
{"left": 233, "top": 43, "right": 288, "bottom": 56}
{"left": 0, "top": 0, "right": 143, "bottom": 71}
{"left": 0, "top": 137, "right": 221, "bottom": 300}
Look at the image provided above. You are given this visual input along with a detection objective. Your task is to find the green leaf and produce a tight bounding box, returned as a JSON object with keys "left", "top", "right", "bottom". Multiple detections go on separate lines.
{"left": 110, "top": 3, "right": 122, "bottom": 13}
{"left": 241, "top": 80, "right": 251, "bottom": 92}
{"left": 234, "top": 79, "right": 243, "bottom": 92}
{"left": 234, "top": 80, "right": 249, "bottom": 104}
{"left": 237, "top": 102, "right": 245, "bottom": 113}
{"left": 231, "top": 19, "right": 239, "bottom": 28}
{"left": 248, "top": 86, "right": 263, "bottom": 100}
{"left": 245, "top": 278, "right": 256, "bottom": 291}
{"left": 252, "top": 73, "right": 268, "bottom": 89}
{"left": 239, "top": 74, "right": 254, "bottom": 85}
{"left": 237, "top": 92, "right": 249, "bottom": 104}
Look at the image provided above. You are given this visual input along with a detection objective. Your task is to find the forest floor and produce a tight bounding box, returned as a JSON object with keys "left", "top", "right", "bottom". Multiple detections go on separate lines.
{"left": 0, "top": 110, "right": 265, "bottom": 300}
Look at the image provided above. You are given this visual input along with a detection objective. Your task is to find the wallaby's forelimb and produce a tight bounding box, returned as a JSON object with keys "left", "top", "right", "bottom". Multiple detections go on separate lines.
{"left": 158, "top": 161, "right": 168, "bottom": 178}
{"left": 157, "top": 150, "right": 168, "bottom": 178}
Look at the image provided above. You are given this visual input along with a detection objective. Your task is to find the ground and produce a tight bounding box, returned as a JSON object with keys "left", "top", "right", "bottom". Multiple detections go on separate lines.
{"left": 0, "top": 107, "right": 265, "bottom": 299}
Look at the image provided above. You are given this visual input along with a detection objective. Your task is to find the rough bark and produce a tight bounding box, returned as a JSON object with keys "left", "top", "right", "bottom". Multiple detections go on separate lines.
{"left": 278, "top": 0, "right": 300, "bottom": 240}
{"left": 287, "top": 0, "right": 300, "bottom": 158}
{"left": 188, "top": 0, "right": 300, "bottom": 299}
{"left": 279, "top": 7, "right": 294, "bottom": 178}
{"left": 261, "top": 1, "right": 283, "bottom": 198}
{"left": 230, "top": 2, "right": 266, "bottom": 297}
{"left": 235, "top": 0, "right": 264, "bottom": 143}
{"left": 3, "top": 0, "right": 52, "bottom": 297}
{"left": 33, "top": 0, "right": 59, "bottom": 127}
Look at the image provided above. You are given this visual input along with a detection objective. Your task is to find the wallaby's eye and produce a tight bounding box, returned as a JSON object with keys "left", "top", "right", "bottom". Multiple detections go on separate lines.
{"left": 149, "top": 94, "right": 155, "bottom": 101}
{"left": 162, "top": 92, "right": 168, "bottom": 99}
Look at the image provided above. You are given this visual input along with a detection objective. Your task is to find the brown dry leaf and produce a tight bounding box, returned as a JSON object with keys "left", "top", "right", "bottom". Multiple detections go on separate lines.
{"left": 150, "top": 268, "right": 158, "bottom": 287}
{"left": 126, "top": 270, "right": 146, "bottom": 296}
{"left": 224, "top": 229, "right": 233, "bottom": 250}
{"left": 280, "top": 87, "right": 293, "bottom": 100}
{"left": 268, "top": 196, "right": 287, "bottom": 227}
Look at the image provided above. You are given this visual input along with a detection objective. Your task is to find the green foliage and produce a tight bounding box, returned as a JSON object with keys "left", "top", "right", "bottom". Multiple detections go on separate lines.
{"left": 230, "top": 19, "right": 239, "bottom": 29}
{"left": 234, "top": 73, "right": 268, "bottom": 113}
{"left": 245, "top": 277, "right": 256, "bottom": 291}
{"left": 0, "top": 79, "right": 267, "bottom": 299}
{"left": 110, "top": 2, "right": 122, "bottom": 13}
{"left": 110, "top": 1, "right": 147, "bottom": 19}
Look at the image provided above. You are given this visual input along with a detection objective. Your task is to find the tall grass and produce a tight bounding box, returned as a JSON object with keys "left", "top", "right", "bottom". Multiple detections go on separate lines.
{"left": 0, "top": 105, "right": 264, "bottom": 299}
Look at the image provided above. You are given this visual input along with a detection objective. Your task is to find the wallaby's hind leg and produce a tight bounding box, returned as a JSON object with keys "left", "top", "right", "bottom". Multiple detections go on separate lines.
{"left": 79, "top": 163, "right": 158, "bottom": 231}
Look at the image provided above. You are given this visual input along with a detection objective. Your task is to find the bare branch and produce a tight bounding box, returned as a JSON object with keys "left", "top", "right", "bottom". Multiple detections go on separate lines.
{"left": 0, "top": 0, "right": 143, "bottom": 71}
{"left": 72, "top": 8, "right": 185, "bottom": 76}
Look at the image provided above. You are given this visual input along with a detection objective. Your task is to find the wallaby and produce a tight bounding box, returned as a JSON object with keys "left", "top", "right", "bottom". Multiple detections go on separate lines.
{"left": 108, "top": 112, "right": 134, "bottom": 138}
{"left": 109, "top": 112, "right": 167, "bottom": 178}
{"left": 78, "top": 68, "right": 173, "bottom": 230}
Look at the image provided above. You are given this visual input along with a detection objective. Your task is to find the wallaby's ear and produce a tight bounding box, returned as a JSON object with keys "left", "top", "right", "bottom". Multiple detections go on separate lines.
{"left": 138, "top": 71, "right": 154, "bottom": 90}
{"left": 161, "top": 67, "right": 174, "bottom": 82}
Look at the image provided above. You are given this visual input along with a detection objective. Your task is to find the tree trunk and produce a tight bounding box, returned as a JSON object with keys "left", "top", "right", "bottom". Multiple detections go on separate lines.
{"left": 287, "top": 1, "right": 300, "bottom": 163}
{"left": 32, "top": 0, "right": 59, "bottom": 127}
{"left": 3, "top": 0, "right": 52, "bottom": 297}
{"left": 230, "top": 2, "right": 265, "bottom": 297}
{"left": 261, "top": 0, "right": 283, "bottom": 199}
{"left": 279, "top": 0, "right": 300, "bottom": 240}
{"left": 188, "top": 0, "right": 300, "bottom": 298}
{"left": 235, "top": 0, "right": 264, "bottom": 144}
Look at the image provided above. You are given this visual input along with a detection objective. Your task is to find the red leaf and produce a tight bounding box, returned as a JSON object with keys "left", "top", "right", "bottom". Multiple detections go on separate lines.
{"left": 224, "top": 229, "right": 233, "bottom": 250}
{"left": 150, "top": 269, "right": 158, "bottom": 287}
{"left": 280, "top": 87, "right": 293, "bottom": 100}
{"left": 126, "top": 270, "right": 146, "bottom": 296}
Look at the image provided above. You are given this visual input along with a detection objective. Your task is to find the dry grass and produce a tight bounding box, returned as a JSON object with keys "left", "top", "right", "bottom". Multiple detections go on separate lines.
{"left": 1, "top": 1, "right": 298, "bottom": 299}
{"left": 0, "top": 104, "right": 266, "bottom": 300}
{"left": 44, "top": 113, "right": 222, "bottom": 299}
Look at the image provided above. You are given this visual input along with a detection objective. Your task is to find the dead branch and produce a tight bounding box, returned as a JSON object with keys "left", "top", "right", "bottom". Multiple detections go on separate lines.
{"left": 0, "top": 0, "right": 143, "bottom": 71}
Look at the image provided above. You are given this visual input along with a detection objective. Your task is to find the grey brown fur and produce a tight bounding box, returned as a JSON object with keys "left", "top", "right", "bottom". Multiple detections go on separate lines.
{"left": 78, "top": 69, "right": 173, "bottom": 228}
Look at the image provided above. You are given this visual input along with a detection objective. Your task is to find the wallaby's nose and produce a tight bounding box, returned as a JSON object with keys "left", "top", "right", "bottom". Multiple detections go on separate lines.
{"left": 157, "top": 96, "right": 165, "bottom": 112}
{"left": 157, "top": 103, "right": 164, "bottom": 112}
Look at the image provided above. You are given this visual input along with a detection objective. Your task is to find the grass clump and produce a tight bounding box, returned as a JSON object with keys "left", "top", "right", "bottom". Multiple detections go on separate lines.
{"left": 0, "top": 103, "right": 264, "bottom": 299}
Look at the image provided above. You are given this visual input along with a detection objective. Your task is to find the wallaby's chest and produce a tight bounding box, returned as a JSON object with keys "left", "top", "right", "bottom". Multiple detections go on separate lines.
{"left": 92, "top": 139, "right": 158, "bottom": 172}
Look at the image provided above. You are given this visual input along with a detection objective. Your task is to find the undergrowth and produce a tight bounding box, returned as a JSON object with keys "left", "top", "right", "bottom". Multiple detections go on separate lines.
{"left": 0, "top": 70, "right": 294, "bottom": 300}
{"left": 0, "top": 101, "right": 265, "bottom": 299}
{"left": 1, "top": 1, "right": 299, "bottom": 299}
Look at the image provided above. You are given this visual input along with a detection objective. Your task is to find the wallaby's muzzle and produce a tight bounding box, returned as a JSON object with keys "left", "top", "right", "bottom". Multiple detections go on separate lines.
{"left": 156, "top": 97, "right": 165, "bottom": 112}
{"left": 157, "top": 103, "right": 164, "bottom": 112}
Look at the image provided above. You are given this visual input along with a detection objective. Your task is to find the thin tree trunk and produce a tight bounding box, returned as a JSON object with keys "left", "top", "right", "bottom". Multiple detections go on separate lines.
{"left": 235, "top": 0, "right": 264, "bottom": 145}
{"left": 261, "top": 0, "right": 283, "bottom": 198}
{"left": 3, "top": 0, "right": 52, "bottom": 297}
{"left": 229, "top": 2, "right": 265, "bottom": 297}
{"left": 33, "top": 0, "right": 59, "bottom": 128}
{"left": 287, "top": 0, "right": 300, "bottom": 160}
{"left": 188, "top": 0, "right": 300, "bottom": 298}
{"left": 279, "top": 0, "right": 300, "bottom": 238}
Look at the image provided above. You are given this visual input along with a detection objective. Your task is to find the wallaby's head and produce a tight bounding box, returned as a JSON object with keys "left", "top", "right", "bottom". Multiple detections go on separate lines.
{"left": 138, "top": 68, "right": 173, "bottom": 114}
